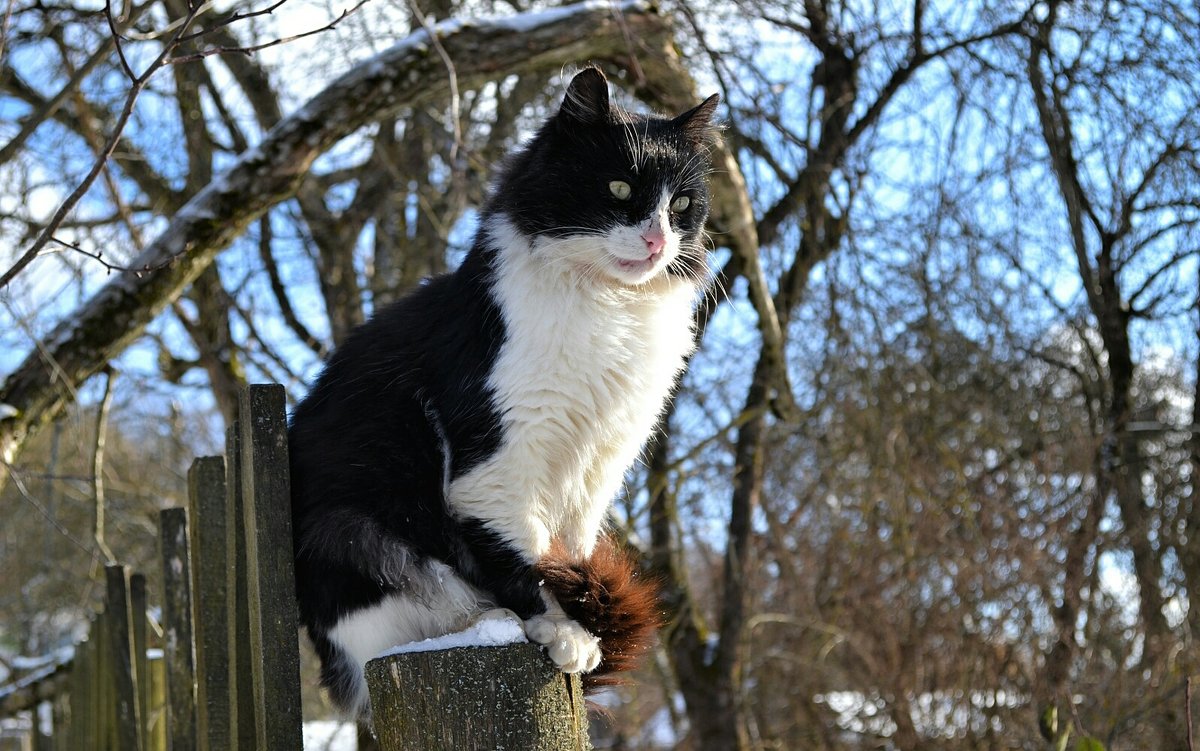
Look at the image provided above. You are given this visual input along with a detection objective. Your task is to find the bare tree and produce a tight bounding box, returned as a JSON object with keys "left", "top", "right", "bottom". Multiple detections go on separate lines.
{"left": 3, "top": 0, "right": 1198, "bottom": 748}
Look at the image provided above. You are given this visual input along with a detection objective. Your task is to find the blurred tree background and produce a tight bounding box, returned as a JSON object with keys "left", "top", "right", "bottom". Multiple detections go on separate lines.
{"left": 1, "top": 0, "right": 1198, "bottom": 748}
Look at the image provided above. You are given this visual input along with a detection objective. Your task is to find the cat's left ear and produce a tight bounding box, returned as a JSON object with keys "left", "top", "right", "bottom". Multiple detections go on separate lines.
{"left": 559, "top": 67, "right": 611, "bottom": 125}
{"left": 673, "top": 93, "right": 721, "bottom": 147}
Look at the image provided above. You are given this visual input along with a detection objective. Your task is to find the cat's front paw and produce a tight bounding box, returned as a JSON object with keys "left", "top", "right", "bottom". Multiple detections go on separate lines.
{"left": 524, "top": 615, "right": 601, "bottom": 673}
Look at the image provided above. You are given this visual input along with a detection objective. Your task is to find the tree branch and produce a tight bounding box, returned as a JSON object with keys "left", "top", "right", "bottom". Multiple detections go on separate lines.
{"left": 256, "top": 215, "right": 328, "bottom": 358}
{"left": 0, "top": 0, "right": 204, "bottom": 291}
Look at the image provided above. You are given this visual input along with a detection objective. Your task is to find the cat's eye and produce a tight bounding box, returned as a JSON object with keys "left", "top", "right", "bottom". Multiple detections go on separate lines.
{"left": 609, "top": 180, "right": 632, "bottom": 200}
{"left": 671, "top": 195, "right": 691, "bottom": 212}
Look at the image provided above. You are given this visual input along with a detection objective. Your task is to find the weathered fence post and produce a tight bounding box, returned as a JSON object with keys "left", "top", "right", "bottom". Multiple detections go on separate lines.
{"left": 224, "top": 422, "right": 256, "bottom": 751}
{"left": 104, "top": 565, "right": 142, "bottom": 751}
{"left": 187, "top": 457, "right": 231, "bottom": 751}
{"left": 147, "top": 653, "right": 167, "bottom": 751}
{"left": 238, "top": 384, "right": 303, "bottom": 751}
{"left": 130, "top": 574, "right": 149, "bottom": 751}
{"left": 96, "top": 607, "right": 109, "bottom": 747}
{"left": 71, "top": 628, "right": 94, "bottom": 749}
{"left": 159, "top": 507, "right": 197, "bottom": 751}
{"left": 365, "top": 644, "right": 591, "bottom": 751}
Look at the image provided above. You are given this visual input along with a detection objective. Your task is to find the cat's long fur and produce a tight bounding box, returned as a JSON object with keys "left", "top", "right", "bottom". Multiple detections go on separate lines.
{"left": 289, "top": 66, "right": 719, "bottom": 717}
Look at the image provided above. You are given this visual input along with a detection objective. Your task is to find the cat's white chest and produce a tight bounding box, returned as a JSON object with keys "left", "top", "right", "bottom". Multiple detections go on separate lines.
{"left": 446, "top": 221, "right": 697, "bottom": 561}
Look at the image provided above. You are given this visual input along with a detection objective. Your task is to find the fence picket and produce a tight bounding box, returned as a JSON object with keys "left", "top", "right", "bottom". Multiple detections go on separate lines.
{"left": 238, "top": 385, "right": 303, "bottom": 751}
{"left": 187, "top": 457, "right": 231, "bottom": 751}
{"left": 104, "top": 565, "right": 142, "bottom": 751}
{"left": 224, "top": 421, "right": 256, "bottom": 751}
{"left": 160, "top": 507, "right": 197, "bottom": 751}
{"left": 130, "top": 574, "right": 149, "bottom": 751}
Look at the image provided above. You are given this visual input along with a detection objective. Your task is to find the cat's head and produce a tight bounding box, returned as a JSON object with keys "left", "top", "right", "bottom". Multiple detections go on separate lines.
{"left": 487, "top": 67, "right": 720, "bottom": 287}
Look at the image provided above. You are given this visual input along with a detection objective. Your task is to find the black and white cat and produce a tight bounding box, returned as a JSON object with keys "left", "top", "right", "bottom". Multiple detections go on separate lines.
{"left": 288, "top": 66, "right": 719, "bottom": 717}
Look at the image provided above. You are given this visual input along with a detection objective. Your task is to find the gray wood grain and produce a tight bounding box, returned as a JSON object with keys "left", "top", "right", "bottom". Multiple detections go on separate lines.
{"left": 238, "top": 385, "right": 302, "bottom": 751}
{"left": 187, "top": 456, "right": 231, "bottom": 751}
{"left": 159, "top": 508, "right": 197, "bottom": 751}
{"left": 365, "top": 644, "right": 591, "bottom": 751}
{"left": 104, "top": 565, "right": 143, "bottom": 751}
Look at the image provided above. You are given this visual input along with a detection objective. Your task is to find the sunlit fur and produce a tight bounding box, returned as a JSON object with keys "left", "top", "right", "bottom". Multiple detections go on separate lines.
{"left": 288, "top": 67, "right": 720, "bottom": 719}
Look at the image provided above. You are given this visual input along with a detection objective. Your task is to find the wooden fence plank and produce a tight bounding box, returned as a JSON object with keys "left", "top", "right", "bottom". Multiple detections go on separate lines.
{"left": 130, "top": 574, "right": 149, "bottom": 751}
{"left": 187, "top": 457, "right": 230, "bottom": 751}
{"left": 159, "top": 508, "right": 197, "bottom": 751}
{"left": 65, "top": 647, "right": 80, "bottom": 751}
{"left": 33, "top": 705, "right": 51, "bottom": 751}
{"left": 104, "top": 565, "right": 142, "bottom": 751}
{"left": 82, "top": 634, "right": 95, "bottom": 751}
{"left": 148, "top": 655, "right": 166, "bottom": 751}
{"left": 74, "top": 632, "right": 93, "bottom": 751}
{"left": 95, "top": 615, "right": 107, "bottom": 751}
{"left": 53, "top": 693, "right": 67, "bottom": 751}
{"left": 238, "top": 384, "right": 302, "bottom": 751}
{"left": 224, "top": 422, "right": 256, "bottom": 751}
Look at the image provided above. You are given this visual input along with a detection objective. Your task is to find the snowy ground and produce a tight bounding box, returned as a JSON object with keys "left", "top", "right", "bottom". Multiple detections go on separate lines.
{"left": 303, "top": 721, "right": 357, "bottom": 751}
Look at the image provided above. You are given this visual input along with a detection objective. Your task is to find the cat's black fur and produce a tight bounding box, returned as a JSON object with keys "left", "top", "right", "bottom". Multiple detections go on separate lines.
{"left": 289, "top": 66, "right": 719, "bottom": 715}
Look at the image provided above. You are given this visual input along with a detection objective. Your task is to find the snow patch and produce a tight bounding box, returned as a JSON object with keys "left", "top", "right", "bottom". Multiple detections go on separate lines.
{"left": 374, "top": 611, "right": 527, "bottom": 658}
{"left": 303, "top": 721, "right": 357, "bottom": 751}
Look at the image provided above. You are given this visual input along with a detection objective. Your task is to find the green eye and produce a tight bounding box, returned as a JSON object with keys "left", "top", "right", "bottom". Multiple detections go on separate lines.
{"left": 609, "top": 180, "right": 632, "bottom": 200}
{"left": 671, "top": 195, "right": 691, "bottom": 212}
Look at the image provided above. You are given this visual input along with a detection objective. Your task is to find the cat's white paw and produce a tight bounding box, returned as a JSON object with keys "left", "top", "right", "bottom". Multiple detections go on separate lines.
{"left": 524, "top": 615, "right": 601, "bottom": 673}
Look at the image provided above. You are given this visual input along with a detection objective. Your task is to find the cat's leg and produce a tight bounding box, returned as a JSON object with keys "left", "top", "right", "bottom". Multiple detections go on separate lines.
{"left": 454, "top": 517, "right": 602, "bottom": 673}
{"left": 295, "top": 505, "right": 423, "bottom": 589}
{"left": 317, "top": 558, "right": 489, "bottom": 718}
{"left": 558, "top": 498, "right": 609, "bottom": 561}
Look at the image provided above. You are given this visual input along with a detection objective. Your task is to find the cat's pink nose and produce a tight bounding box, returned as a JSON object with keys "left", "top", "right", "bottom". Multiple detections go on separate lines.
{"left": 641, "top": 230, "right": 665, "bottom": 256}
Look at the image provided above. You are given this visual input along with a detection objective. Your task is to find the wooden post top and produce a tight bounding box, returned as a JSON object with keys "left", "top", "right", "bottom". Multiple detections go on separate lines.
{"left": 365, "top": 643, "right": 590, "bottom": 751}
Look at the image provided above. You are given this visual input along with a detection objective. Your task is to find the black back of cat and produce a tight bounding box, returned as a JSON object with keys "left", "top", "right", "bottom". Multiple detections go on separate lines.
{"left": 289, "top": 66, "right": 718, "bottom": 717}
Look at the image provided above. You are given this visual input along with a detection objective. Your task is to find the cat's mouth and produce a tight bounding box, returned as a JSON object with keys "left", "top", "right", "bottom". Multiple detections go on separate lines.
{"left": 614, "top": 250, "right": 663, "bottom": 275}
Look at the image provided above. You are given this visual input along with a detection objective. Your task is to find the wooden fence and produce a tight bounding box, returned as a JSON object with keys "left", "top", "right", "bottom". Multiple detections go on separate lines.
{"left": 0, "top": 383, "right": 590, "bottom": 751}
{"left": 0, "top": 385, "right": 302, "bottom": 751}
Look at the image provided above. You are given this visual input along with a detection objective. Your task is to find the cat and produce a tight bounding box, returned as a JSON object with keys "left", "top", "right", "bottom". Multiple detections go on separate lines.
{"left": 288, "top": 65, "right": 719, "bottom": 718}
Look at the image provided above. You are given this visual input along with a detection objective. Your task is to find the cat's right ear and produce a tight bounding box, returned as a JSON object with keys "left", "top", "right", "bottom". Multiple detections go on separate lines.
{"left": 559, "top": 67, "right": 610, "bottom": 125}
{"left": 673, "top": 93, "right": 721, "bottom": 147}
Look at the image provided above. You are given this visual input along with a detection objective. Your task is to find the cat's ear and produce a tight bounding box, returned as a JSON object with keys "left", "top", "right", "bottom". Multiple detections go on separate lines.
{"left": 559, "top": 67, "right": 611, "bottom": 125}
{"left": 673, "top": 93, "right": 721, "bottom": 147}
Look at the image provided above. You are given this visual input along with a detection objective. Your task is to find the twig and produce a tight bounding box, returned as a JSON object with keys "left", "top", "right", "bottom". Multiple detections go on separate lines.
{"left": 405, "top": 0, "right": 462, "bottom": 162}
{"left": 256, "top": 215, "right": 328, "bottom": 358}
{"left": 0, "top": 296, "right": 79, "bottom": 406}
{"left": 0, "top": 0, "right": 201, "bottom": 292}
{"left": 3, "top": 463, "right": 97, "bottom": 557}
{"left": 105, "top": 0, "right": 137, "bottom": 81}
{"left": 176, "top": 0, "right": 293, "bottom": 42}
{"left": 39, "top": 236, "right": 177, "bottom": 277}
{"left": 167, "top": 0, "right": 369, "bottom": 64}
{"left": 91, "top": 367, "right": 117, "bottom": 566}
{"left": 117, "top": 0, "right": 215, "bottom": 41}
{"left": 609, "top": 0, "right": 646, "bottom": 88}
{"left": 0, "top": 0, "right": 361, "bottom": 289}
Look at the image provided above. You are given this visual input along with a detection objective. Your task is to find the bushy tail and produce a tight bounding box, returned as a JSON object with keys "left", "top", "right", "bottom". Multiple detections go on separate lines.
{"left": 536, "top": 536, "right": 662, "bottom": 690}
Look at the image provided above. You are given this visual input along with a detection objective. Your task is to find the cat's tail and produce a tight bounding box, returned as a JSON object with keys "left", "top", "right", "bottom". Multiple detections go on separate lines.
{"left": 536, "top": 536, "right": 662, "bottom": 690}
